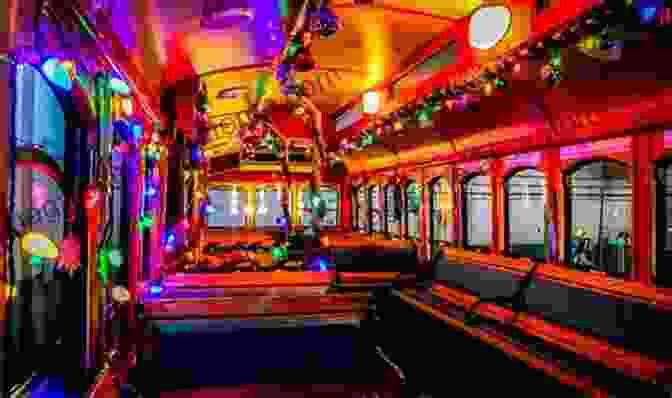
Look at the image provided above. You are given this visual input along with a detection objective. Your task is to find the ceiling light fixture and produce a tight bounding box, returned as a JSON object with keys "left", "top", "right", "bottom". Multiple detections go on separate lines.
{"left": 202, "top": 0, "right": 254, "bottom": 29}
{"left": 469, "top": 5, "right": 512, "bottom": 50}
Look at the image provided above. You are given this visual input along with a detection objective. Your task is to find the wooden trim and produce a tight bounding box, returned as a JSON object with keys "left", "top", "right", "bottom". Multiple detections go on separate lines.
{"left": 393, "top": 290, "right": 610, "bottom": 396}
{"left": 430, "top": 284, "right": 670, "bottom": 383}
{"left": 143, "top": 298, "right": 368, "bottom": 319}
{"left": 440, "top": 248, "right": 672, "bottom": 310}
{"left": 158, "top": 271, "right": 334, "bottom": 289}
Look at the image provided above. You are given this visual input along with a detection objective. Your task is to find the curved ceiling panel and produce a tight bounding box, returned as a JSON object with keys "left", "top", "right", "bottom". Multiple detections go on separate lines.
{"left": 186, "top": 29, "right": 256, "bottom": 74}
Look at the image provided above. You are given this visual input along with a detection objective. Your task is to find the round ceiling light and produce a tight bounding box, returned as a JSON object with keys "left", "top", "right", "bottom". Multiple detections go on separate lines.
{"left": 363, "top": 91, "right": 380, "bottom": 114}
{"left": 469, "top": 5, "right": 512, "bottom": 50}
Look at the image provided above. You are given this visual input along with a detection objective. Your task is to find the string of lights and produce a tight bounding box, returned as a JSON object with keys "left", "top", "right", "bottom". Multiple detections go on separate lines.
{"left": 338, "top": 0, "right": 668, "bottom": 154}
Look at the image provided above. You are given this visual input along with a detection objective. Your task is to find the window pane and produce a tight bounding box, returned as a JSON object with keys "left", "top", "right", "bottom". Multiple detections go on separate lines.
{"left": 568, "top": 161, "right": 632, "bottom": 277}
{"left": 406, "top": 182, "right": 420, "bottom": 239}
{"left": 431, "top": 178, "right": 453, "bottom": 243}
{"left": 465, "top": 175, "right": 492, "bottom": 247}
{"left": 507, "top": 169, "right": 546, "bottom": 261}
{"left": 255, "top": 187, "right": 288, "bottom": 227}
{"left": 357, "top": 187, "right": 368, "bottom": 231}
{"left": 300, "top": 187, "right": 338, "bottom": 227}
{"left": 386, "top": 185, "right": 401, "bottom": 236}
{"left": 207, "top": 188, "right": 247, "bottom": 227}
{"left": 15, "top": 64, "right": 66, "bottom": 169}
{"left": 370, "top": 186, "right": 383, "bottom": 232}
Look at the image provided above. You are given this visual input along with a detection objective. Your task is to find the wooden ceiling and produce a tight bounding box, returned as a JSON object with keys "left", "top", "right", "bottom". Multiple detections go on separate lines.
{"left": 133, "top": 0, "right": 483, "bottom": 155}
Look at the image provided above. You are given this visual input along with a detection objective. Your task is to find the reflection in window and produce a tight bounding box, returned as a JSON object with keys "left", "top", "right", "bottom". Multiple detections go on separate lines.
{"left": 506, "top": 169, "right": 546, "bottom": 261}
{"left": 207, "top": 187, "right": 248, "bottom": 227}
{"left": 431, "top": 178, "right": 453, "bottom": 250}
{"left": 12, "top": 168, "right": 65, "bottom": 277}
{"left": 370, "top": 186, "right": 383, "bottom": 232}
{"left": 255, "top": 187, "right": 288, "bottom": 227}
{"left": 300, "top": 186, "right": 338, "bottom": 227}
{"left": 385, "top": 185, "right": 401, "bottom": 237}
{"left": 357, "top": 187, "right": 369, "bottom": 232}
{"left": 406, "top": 181, "right": 420, "bottom": 239}
{"left": 464, "top": 175, "right": 492, "bottom": 248}
{"left": 567, "top": 161, "right": 631, "bottom": 277}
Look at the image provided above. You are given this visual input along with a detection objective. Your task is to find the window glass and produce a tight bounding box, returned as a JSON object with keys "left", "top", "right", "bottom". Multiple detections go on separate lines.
{"left": 207, "top": 187, "right": 248, "bottom": 227}
{"left": 406, "top": 182, "right": 420, "bottom": 239}
{"left": 357, "top": 187, "right": 369, "bottom": 232}
{"left": 385, "top": 185, "right": 401, "bottom": 237}
{"left": 9, "top": 65, "right": 66, "bottom": 386}
{"left": 255, "top": 187, "right": 288, "bottom": 227}
{"left": 567, "top": 161, "right": 631, "bottom": 277}
{"left": 464, "top": 175, "right": 492, "bottom": 248}
{"left": 300, "top": 186, "right": 338, "bottom": 227}
{"left": 370, "top": 186, "right": 383, "bottom": 232}
{"left": 431, "top": 177, "right": 453, "bottom": 243}
{"left": 506, "top": 169, "right": 546, "bottom": 261}
{"left": 15, "top": 64, "right": 65, "bottom": 169}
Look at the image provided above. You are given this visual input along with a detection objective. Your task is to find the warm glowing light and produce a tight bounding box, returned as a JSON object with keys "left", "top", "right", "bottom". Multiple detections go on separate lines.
{"left": 85, "top": 188, "right": 100, "bottom": 209}
{"left": 469, "top": 5, "right": 511, "bottom": 50}
{"left": 109, "top": 77, "right": 131, "bottom": 95}
{"left": 21, "top": 232, "right": 59, "bottom": 260}
{"left": 121, "top": 97, "right": 134, "bottom": 117}
{"left": 363, "top": 91, "right": 380, "bottom": 114}
{"left": 244, "top": 206, "right": 253, "bottom": 215}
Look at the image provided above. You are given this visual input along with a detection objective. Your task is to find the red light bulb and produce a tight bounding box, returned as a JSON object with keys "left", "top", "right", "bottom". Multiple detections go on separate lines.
{"left": 84, "top": 187, "right": 100, "bottom": 209}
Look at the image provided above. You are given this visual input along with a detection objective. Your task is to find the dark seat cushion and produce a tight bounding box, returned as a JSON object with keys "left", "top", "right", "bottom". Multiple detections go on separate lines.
{"left": 433, "top": 253, "right": 672, "bottom": 361}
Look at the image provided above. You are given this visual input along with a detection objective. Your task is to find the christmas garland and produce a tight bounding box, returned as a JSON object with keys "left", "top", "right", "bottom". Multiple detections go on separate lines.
{"left": 339, "top": 0, "right": 665, "bottom": 154}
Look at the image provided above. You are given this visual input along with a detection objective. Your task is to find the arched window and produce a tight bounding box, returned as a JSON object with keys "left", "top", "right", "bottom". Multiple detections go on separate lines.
{"left": 506, "top": 169, "right": 546, "bottom": 261}
{"left": 385, "top": 184, "right": 401, "bottom": 237}
{"left": 430, "top": 177, "right": 454, "bottom": 254}
{"left": 300, "top": 186, "right": 338, "bottom": 227}
{"left": 463, "top": 174, "right": 492, "bottom": 249}
{"left": 405, "top": 181, "right": 421, "bottom": 239}
{"left": 357, "top": 186, "right": 369, "bottom": 232}
{"left": 207, "top": 185, "right": 248, "bottom": 227}
{"left": 566, "top": 160, "right": 631, "bottom": 277}
{"left": 656, "top": 161, "right": 672, "bottom": 287}
{"left": 369, "top": 185, "right": 383, "bottom": 233}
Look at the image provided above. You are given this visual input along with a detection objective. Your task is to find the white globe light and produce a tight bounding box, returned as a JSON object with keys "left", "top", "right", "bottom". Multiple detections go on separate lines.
{"left": 469, "top": 6, "right": 512, "bottom": 50}
{"left": 363, "top": 91, "right": 380, "bottom": 114}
